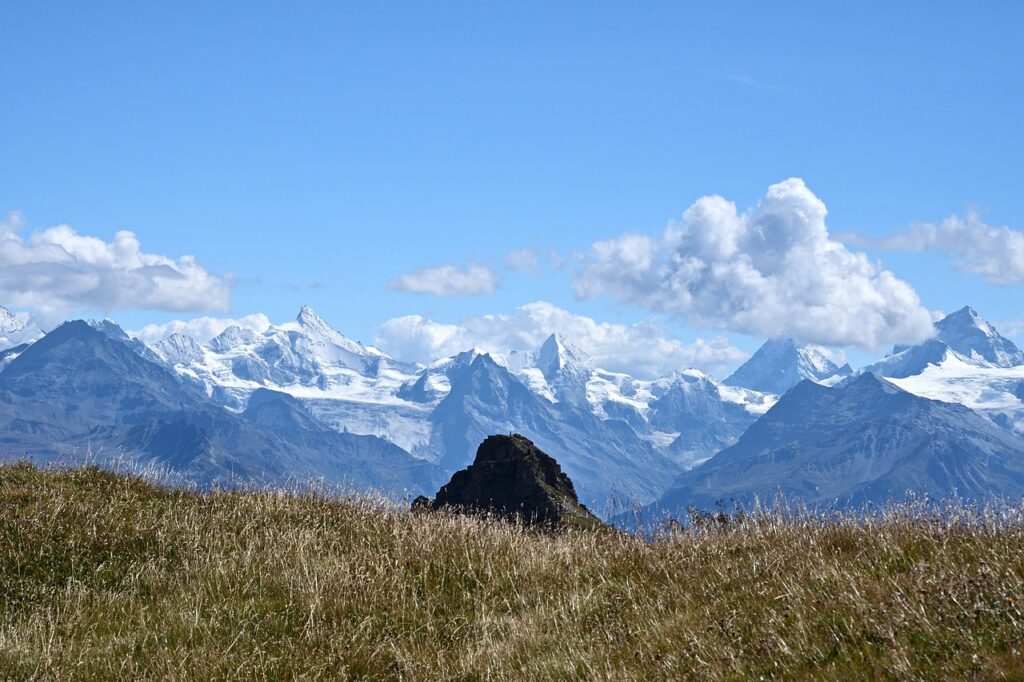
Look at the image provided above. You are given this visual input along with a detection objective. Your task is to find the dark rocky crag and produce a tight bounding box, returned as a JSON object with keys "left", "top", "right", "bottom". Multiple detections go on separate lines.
{"left": 415, "top": 434, "right": 603, "bottom": 529}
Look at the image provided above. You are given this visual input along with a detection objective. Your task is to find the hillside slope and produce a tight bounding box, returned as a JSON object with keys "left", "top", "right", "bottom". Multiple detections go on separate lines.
{"left": 2, "top": 464, "right": 1023, "bottom": 680}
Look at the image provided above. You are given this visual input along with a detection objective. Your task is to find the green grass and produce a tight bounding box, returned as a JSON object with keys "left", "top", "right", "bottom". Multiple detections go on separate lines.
{"left": 2, "top": 463, "right": 1024, "bottom": 680}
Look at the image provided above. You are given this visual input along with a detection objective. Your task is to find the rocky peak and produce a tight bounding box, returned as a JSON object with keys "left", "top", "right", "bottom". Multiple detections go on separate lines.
{"left": 535, "top": 333, "right": 590, "bottom": 380}
{"left": 724, "top": 337, "right": 845, "bottom": 395}
{"left": 87, "top": 319, "right": 131, "bottom": 342}
{"left": 932, "top": 306, "right": 1023, "bottom": 367}
{"left": 0, "top": 306, "right": 25, "bottom": 334}
{"left": 208, "top": 325, "right": 260, "bottom": 353}
{"left": 418, "top": 434, "right": 602, "bottom": 529}
{"left": 153, "top": 333, "right": 205, "bottom": 365}
{"left": 296, "top": 304, "right": 329, "bottom": 331}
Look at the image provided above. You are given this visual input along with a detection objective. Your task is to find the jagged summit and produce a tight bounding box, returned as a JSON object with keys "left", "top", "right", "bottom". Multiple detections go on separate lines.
{"left": 153, "top": 333, "right": 205, "bottom": 366}
{"left": 0, "top": 306, "right": 24, "bottom": 334}
{"left": 0, "top": 306, "right": 41, "bottom": 352}
{"left": 866, "top": 306, "right": 1024, "bottom": 379}
{"left": 288, "top": 305, "right": 382, "bottom": 358}
{"left": 933, "top": 305, "right": 1023, "bottom": 367}
{"left": 724, "top": 337, "right": 848, "bottom": 395}
{"left": 209, "top": 325, "right": 260, "bottom": 352}
{"left": 296, "top": 304, "right": 329, "bottom": 331}
{"left": 536, "top": 333, "right": 591, "bottom": 380}
{"left": 502, "top": 334, "right": 593, "bottom": 406}
{"left": 87, "top": 318, "right": 132, "bottom": 341}
{"left": 418, "top": 434, "right": 603, "bottom": 529}
{"left": 657, "top": 366, "right": 1024, "bottom": 514}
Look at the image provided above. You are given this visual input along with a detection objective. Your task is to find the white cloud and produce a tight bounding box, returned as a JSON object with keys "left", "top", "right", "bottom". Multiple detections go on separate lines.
{"left": 838, "top": 210, "right": 1024, "bottom": 285}
{"left": 130, "top": 313, "right": 272, "bottom": 345}
{"left": 503, "top": 248, "right": 540, "bottom": 272}
{"left": 0, "top": 211, "right": 232, "bottom": 323}
{"left": 375, "top": 301, "right": 748, "bottom": 378}
{"left": 388, "top": 263, "right": 499, "bottom": 297}
{"left": 572, "top": 179, "right": 935, "bottom": 350}
{"left": 995, "top": 318, "right": 1024, "bottom": 341}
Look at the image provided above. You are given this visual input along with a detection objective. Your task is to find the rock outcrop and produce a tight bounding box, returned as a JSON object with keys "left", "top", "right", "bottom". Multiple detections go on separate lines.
{"left": 418, "top": 434, "right": 603, "bottom": 529}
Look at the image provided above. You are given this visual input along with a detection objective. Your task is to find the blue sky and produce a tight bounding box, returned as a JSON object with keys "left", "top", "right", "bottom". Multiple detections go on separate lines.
{"left": 2, "top": 2, "right": 1022, "bottom": 376}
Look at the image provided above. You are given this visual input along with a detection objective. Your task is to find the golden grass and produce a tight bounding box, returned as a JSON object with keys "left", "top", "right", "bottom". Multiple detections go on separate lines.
{"left": 2, "top": 463, "right": 1024, "bottom": 680}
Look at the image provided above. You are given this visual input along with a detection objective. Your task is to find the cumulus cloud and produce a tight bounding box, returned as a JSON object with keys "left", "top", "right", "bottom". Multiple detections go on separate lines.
{"left": 503, "top": 248, "right": 540, "bottom": 272}
{"left": 388, "top": 263, "right": 499, "bottom": 297}
{"left": 375, "top": 301, "right": 748, "bottom": 378}
{"left": 0, "top": 211, "right": 232, "bottom": 322}
{"left": 130, "top": 313, "right": 272, "bottom": 345}
{"left": 838, "top": 210, "right": 1024, "bottom": 285}
{"left": 572, "top": 179, "right": 935, "bottom": 350}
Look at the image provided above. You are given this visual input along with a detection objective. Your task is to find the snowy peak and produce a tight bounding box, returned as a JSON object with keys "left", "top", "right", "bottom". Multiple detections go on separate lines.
{"left": 876, "top": 306, "right": 1024, "bottom": 376}
{"left": 536, "top": 333, "right": 591, "bottom": 381}
{"left": 88, "top": 319, "right": 132, "bottom": 342}
{"left": 290, "top": 305, "right": 382, "bottom": 358}
{"left": 209, "top": 325, "right": 260, "bottom": 352}
{"left": 933, "top": 306, "right": 1023, "bottom": 367}
{"left": 295, "top": 304, "right": 331, "bottom": 333}
{"left": 153, "top": 333, "right": 205, "bottom": 366}
{"left": 724, "top": 337, "right": 846, "bottom": 395}
{"left": 502, "top": 334, "right": 593, "bottom": 405}
{"left": 0, "top": 307, "right": 42, "bottom": 352}
{"left": 0, "top": 307, "right": 25, "bottom": 334}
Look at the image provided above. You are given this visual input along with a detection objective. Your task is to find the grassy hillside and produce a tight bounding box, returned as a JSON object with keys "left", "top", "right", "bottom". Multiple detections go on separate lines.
{"left": 2, "top": 464, "right": 1024, "bottom": 680}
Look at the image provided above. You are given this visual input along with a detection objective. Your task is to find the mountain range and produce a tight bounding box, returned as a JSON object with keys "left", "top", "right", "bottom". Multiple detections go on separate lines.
{"left": 1, "top": 303, "right": 1023, "bottom": 516}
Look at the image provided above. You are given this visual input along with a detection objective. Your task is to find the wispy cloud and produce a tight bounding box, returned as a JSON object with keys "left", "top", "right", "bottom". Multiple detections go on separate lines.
{"left": 837, "top": 210, "right": 1024, "bottom": 285}
{"left": 503, "top": 248, "right": 540, "bottom": 273}
{"left": 388, "top": 263, "right": 499, "bottom": 297}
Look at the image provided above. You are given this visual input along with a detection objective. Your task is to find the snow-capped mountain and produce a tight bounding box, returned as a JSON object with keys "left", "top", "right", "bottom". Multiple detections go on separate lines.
{"left": 506, "top": 333, "right": 592, "bottom": 406}
{"left": 861, "top": 307, "right": 1024, "bottom": 434}
{"left": 0, "top": 320, "right": 438, "bottom": 495}
{"left": 164, "top": 305, "right": 413, "bottom": 408}
{"left": 866, "top": 306, "right": 1024, "bottom": 379}
{"left": 930, "top": 306, "right": 1023, "bottom": 367}
{"left": 3, "top": 301, "right": 1024, "bottom": 514}
{"left": 0, "top": 306, "right": 21, "bottom": 335}
{"left": 723, "top": 337, "right": 851, "bottom": 394}
{"left": 133, "top": 307, "right": 774, "bottom": 505}
{"left": 152, "top": 333, "right": 206, "bottom": 366}
{"left": 0, "top": 306, "right": 42, "bottom": 352}
{"left": 654, "top": 373, "right": 1024, "bottom": 515}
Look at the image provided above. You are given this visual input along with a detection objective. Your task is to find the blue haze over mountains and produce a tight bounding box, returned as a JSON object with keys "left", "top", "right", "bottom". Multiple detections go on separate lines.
{"left": 1, "top": 302, "right": 1024, "bottom": 517}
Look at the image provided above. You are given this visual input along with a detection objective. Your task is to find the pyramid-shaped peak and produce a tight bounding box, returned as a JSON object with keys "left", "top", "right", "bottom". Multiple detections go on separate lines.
{"left": 537, "top": 333, "right": 590, "bottom": 377}
{"left": 939, "top": 306, "right": 983, "bottom": 327}
{"left": 293, "top": 305, "right": 368, "bottom": 347}
{"left": 724, "top": 337, "right": 842, "bottom": 395}
{"left": 932, "top": 305, "right": 1023, "bottom": 367}
{"left": 934, "top": 305, "right": 1000, "bottom": 339}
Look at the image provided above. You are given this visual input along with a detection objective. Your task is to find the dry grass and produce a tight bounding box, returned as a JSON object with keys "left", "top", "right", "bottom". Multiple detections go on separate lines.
{"left": 2, "top": 464, "right": 1024, "bottom": 680}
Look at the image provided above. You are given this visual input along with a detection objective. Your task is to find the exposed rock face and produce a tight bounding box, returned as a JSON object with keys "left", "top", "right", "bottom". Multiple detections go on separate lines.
{"left": 423, "top": 434, "right": 602, "bottom": 529}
